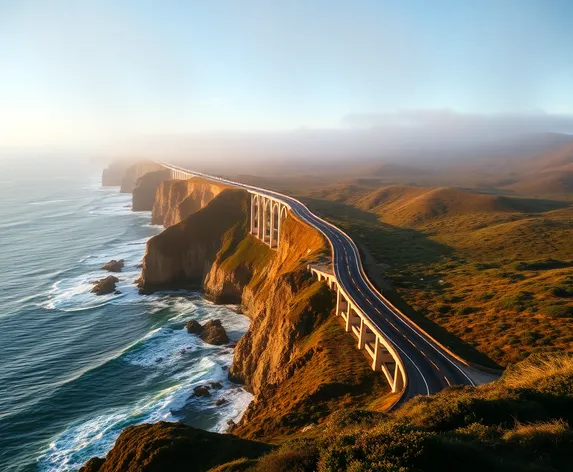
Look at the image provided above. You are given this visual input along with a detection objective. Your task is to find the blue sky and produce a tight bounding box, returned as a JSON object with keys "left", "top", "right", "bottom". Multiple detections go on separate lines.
{"left": 1, "top": 0, "right": 572, "bottom": 149}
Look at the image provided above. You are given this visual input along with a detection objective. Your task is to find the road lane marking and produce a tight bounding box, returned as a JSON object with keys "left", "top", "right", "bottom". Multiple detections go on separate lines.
{"left": 428, "top": 359, "right": 440, "bottom": 371}
{"left": 444, "top": 376, "right": 451, "bottom": 386}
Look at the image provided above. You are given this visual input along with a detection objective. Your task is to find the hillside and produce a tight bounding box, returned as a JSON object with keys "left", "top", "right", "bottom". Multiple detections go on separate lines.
{"left": 303, "top": 182, "right": 573, "bottom": 366}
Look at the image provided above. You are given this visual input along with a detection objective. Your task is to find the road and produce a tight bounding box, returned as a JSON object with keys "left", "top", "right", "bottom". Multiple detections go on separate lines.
{"left": 164, "top": 163, "right": 489, "bottom": 402}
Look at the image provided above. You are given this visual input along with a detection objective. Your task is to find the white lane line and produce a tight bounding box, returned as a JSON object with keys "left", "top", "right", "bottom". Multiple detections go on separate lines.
{"left": 444, "top": 376, "right": 451, "bottom": 386}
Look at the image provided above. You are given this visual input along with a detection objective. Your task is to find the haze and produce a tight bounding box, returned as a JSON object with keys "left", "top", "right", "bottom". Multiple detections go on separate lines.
{"left": 1, "top": 0, "right": 572, "bottom": 164}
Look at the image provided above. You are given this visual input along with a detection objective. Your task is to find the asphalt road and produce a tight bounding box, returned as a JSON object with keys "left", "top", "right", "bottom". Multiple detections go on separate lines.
{"left": 164, "top": 163, "right": 486, "bottom": 401}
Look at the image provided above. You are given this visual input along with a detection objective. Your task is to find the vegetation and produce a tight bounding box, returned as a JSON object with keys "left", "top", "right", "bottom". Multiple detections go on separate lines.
{"left": 300, "top": 183, "right": 573, "bottom": 367}
{"left": 237, "top": 355, "right": 573, "bottom": 472}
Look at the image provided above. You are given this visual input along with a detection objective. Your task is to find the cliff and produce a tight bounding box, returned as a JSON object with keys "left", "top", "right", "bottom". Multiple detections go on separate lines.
{"left": 138, "top": 189, "right": 248, "bottom": 292}
{"left": 139, "top": 188, "right": 388, "bottom": 438}
{"left": 78, "top": 421, "right": 271, "bottom": 472}
{"left": 152, "top": 177, "right": 229, "bottom": 227}
{"left": 102, "top": 161, "right": 130, "bottom": 186}
{"left": 132, "top": 169, "right": 171, "bottom": 211}
{"left": 120, "top": 161, "right": 164, "bottom": 193}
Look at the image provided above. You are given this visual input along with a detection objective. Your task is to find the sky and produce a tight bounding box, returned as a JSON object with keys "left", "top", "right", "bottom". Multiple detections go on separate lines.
{"left": 1, "top": 0, "right": 573, "bottom": 152}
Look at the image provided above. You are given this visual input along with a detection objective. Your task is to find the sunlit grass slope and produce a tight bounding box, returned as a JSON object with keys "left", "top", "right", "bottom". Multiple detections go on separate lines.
{"left": 244, "top": 354, "right": 573, "bottom": 472}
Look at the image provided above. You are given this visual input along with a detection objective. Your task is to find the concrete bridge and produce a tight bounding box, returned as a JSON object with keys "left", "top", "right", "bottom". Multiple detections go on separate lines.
{"left": 164, "top": 165, "right": 289, "bottom": 248}
{"left": 157, "top": 162, "right": 491, "bottom": 402}
{"left": 309, "top": 265, "right": 405, "bottom": 392}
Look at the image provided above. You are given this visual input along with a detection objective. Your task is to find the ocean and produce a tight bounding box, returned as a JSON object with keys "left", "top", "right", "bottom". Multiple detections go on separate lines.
{"left": 0, "top": 158, "right": 252, "bottom": 472}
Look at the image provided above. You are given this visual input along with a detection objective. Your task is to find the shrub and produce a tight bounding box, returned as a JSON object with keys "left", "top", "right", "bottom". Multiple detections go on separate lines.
{"left": 545, "top": 305, "right": 573, "bottom": 318}
{"left": 456, "top": 306, "right": 476, "bottom": 316}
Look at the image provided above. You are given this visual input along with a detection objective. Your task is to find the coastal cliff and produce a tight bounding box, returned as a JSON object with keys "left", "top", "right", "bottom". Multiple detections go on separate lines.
{"left": 151, "top": 177, "right": 228, "bottom": 227}
{"left": 139, "top": 187, "right": 388, "bottom": 438}
{"left": 102, "top": 161, "right": 130, "bottom": 186}
{"left": 120, "top": 161, "right": 164, "bottom": 193}
{"left": 132, "top": 169, "right": 171, "bottom": 211}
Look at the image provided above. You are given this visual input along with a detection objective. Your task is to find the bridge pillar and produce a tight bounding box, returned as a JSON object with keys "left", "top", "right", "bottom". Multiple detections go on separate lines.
{"left": 336, "top": 290, "right": 348, "bottom": 317}
{"left": 250, "top": 194, "right": 256, "bottom": 235}
{"left": 345, "top": 306, "right": 360, "bottom": 332}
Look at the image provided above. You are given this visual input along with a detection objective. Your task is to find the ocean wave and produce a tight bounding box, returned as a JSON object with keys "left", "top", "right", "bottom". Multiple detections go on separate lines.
{"left": 29, "top": 199, "right": 72, "bottom": 206}
{"left": 37, "top": 304, "right": 252, "bottom": 472}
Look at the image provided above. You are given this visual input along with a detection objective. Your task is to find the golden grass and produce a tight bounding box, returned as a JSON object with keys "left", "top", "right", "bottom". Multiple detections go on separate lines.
{"left": 501, "top": 354, "right": 573, "bottom": 389}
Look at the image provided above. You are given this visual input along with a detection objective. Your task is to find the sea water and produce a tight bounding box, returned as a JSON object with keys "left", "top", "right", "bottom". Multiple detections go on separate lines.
{"left": 0, "top": 157, "right": 252, "bottom": 472}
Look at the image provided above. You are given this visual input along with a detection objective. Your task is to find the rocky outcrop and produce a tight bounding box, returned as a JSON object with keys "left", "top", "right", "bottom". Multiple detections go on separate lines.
{"left": 185, "top": 319, "right": 202, "bottom": 334}
{"left": 101, "top": 259, "right": 124, "bottom": 272}
{"left": 120, "top": 162, "right": 164, "bottom": 194}
{"left": 152, "top": 178, "right": 228, "bottom": 227}
{"left": 132, "top": 169, "right": 171, "bottom": 211}
{"left": 185, "top": 318, "right": 229, "bottom": 345}
{"left": 201, "top": 319, "right": 229, "bottom": 345}
{"left": 78, "top": 422, "right": 271, "bottom": 472}
{"left": 91, "top": 276, "right": 119, "bottom": 295}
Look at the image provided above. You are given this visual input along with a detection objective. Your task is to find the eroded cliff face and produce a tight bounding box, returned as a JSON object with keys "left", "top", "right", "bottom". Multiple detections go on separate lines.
{"left": 102, "top": 161, "right": 130, "bottom": 186}
{"left": 138, "top": 189, "right": 248, "bottom": 292}
{"left": 132, "top": 169, "right": 171, "bottom": 211}
{"left": 139, "top": 188, "right": 388, "bottom": 439}
{"left": 151, "top": 178, "right": 228, "bottom": 227}
{"left": 120, "top": 161, "right": 164, "bottom": 193}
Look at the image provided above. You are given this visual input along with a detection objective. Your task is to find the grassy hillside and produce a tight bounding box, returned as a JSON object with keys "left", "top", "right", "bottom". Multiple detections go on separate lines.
{"left": 302, "top": 183, "right": 573, "bottom": 367}
{"left": 243, "top": 354, "right": 573, "bottom": 472}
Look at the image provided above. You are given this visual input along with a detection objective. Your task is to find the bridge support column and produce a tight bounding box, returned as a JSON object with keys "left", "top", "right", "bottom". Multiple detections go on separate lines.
{"left": 346, "top": 306, "right": 360, "bottom": 333}
{"left": 250, "top": 194, "right": 256, "bottom": 235}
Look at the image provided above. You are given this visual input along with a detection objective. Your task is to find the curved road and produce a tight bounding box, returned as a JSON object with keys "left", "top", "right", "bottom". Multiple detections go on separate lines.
{"left": 164, "top": 163, "right": 488, "bottom": 402}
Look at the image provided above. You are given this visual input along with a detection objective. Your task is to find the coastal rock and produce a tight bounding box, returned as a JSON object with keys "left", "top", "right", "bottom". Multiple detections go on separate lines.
{"left": 215, "top": 398, "right": 228, "bottom": 406}
{"left": 185, "top": 319, "right": 203, "bottom": 334}
{"left": 152, "top": 178, "right": 228, "bottom": 227}
{"left": 102, "top": 161, "right": 130, "bottom": 187}
{"left": 120, "top": 162, "right": 164, "bottom": 194}
{"left": 201, "top": 319, "right": 229, "bottom": 345}
{"left": 91, "top": 276, "right": 119, "bottom": 295}
{"left": 101, "top": 259, "right": 124, "bottom": 272}
{"left": 138, "top": 189, "right": 248, "bottom": 292}
{"left": 79, "top": 421, "right": 271, "bottom": 472}
{"left": 79, "top": 457, "right": 105, "bottom": 472}
{"left": 210, "top": 381, "right": 223, "bottom": 390}
{"left": 193, "top": 385, "right": 211, "bottom": 397}
{"left": 132, "top": 169, "right": 171, "bottom": 211}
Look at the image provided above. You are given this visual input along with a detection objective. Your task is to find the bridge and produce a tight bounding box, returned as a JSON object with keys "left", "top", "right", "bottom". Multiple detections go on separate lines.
{"left": 157, "top": 162, "right": 493, "bottom": 401}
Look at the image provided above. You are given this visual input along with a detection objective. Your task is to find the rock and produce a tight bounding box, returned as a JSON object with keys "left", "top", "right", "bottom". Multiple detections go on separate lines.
{"left": 132, "top": 169, "right": 171, "bottom": 211}
{"left": 79, "top": 422, "right": 272, "bottom": 472}
{"left": 91, "top": 276, "right": 119, "bottom": 295}
{"left": 210, "top": 381, "right": 223, "bottom": 390}
{"left": 186, "top": 319, "right": 203, "bottom": 335}
{"left": 101, "top": 259, "right": 124, "bottom": 272}
{"left": 114, "top": 290, "right": 121, "bottom": 295}
{"left": 201, "top": 319, "right": 229, "bottom": 345}
{"left": 79, "top": 457, "right": 105, "bottom": 472}
{"left": 193, "top": 385, "right": 211, "bottom": 397}
{"left": 215, "top": 398, "right": 228, "bottom": 406}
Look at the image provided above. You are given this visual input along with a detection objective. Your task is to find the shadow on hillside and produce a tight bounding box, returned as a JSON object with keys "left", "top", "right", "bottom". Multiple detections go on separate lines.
{"left": 302, "top": 197, "right": 453, "bottom": 266}
{"left": 302, "top": 197, "right": 501, "bottom": 369}
{"left": 503, "top": 196, "right": 571, "bottom": 213}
